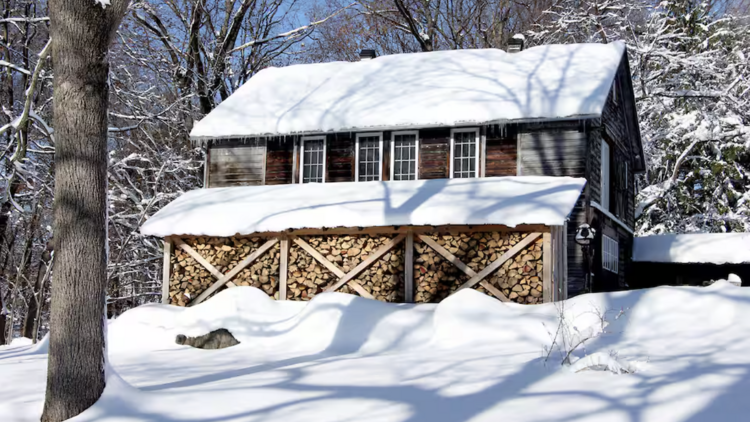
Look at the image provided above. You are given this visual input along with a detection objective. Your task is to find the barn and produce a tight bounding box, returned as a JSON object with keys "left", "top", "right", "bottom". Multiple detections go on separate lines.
{"left": 140, "top": 39, "right": 644, "bottom": 306}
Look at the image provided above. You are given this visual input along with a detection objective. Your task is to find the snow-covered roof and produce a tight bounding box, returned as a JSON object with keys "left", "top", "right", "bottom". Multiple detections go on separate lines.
{"left": 190, "top": 42, "right": 626, "bottom": 140}
{"left": 633, "top": 233, "right": 750, "bottom": 265}
{"left": 140, "top": 176, "right": 586, "bottom": 237}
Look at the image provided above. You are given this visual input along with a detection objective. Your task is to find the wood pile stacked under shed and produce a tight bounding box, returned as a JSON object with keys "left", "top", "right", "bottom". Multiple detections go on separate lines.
{"left": 165, "top": 230, "right": 543, "bottom": 306}
{"left": 288, "top": 235, "right": 404, "bottom": 302}
{"left": 413, "top": 232, "right": 543, "bottom": 304}
{"left": 169, "top": 237, "right": 279, "bottom": 306}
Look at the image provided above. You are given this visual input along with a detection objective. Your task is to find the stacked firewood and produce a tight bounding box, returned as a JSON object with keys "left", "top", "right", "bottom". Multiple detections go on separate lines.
{"left": 166, "top": 231, "right": 542, "bottom": 306}
{"left": 288, "top": 235, "right": 404, "bottom": 302}
{"left": 414, "top": 232, "right": 543, "bottom": 304}
{"left": 169, "top": 236, "right": 279, "bottom": 306}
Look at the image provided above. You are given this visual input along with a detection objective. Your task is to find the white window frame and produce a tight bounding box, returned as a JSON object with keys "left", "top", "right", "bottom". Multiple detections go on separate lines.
{"left": 601, "top": 138, "right": 610, "bottom": 211}
{"left": 390, "top": 130, "right": 419, "bottom": 181}
{"left": 602, "top": 234, "right": 619, "bottom": 273}
{"left": 299, "top": 136, "right": 326, "bottom": 184}
{"left": 449, "top": 128, "right": 480, "bottom": 179}
{"left": 355, "top": 132, "right": 384, "bottom": 182}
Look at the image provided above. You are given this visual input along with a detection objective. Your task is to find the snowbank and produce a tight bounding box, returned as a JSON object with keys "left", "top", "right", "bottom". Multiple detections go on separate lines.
{"left": 190, "top": 42, "right": 625, "bottom": 139}
{"left": 140, "top": 176, "right": 585, "bottom": 237}
{"left": 633, "top": 232, "right": 750, "bottom": 264}
{"left": 4, "top": 282, "right": 750, "bottom": 422}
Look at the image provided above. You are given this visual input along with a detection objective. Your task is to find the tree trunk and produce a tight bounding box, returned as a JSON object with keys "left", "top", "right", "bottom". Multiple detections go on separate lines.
{"left": 0, "top": 291, "right": 6, "bottom": 345}
{"left": 42, "top": 1, "right": 129, "bottom": 421}
{"left": 23, "top": 243, "right": 51, "bottom": 340}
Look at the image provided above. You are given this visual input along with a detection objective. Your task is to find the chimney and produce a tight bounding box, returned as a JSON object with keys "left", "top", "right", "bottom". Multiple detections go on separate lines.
{"left": 507, "top": 34, "right": 525, "bottom": 53}
{"left": 359, "top": 49, "right": 377, "bottom": 61}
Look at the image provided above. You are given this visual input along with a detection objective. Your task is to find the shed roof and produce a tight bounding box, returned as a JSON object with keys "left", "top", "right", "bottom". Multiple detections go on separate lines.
{"left": 633, "top": 233, "right": 750, "bottom": 265}
{"left": 140, "top": 176, "right": 586, "bottom": 238}
{"left": 190, "top": 42, "right": 625, "bottom": 140}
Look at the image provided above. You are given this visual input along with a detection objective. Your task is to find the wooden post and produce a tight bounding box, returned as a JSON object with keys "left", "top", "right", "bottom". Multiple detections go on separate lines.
{"left": 562, "top": 221, "right": 569, "bottom": 301}
{"left": 542, "top": 232, "right": 552, "bottom": 303}
{"left": 405, "top": 231, "right": 414, "bottom": 303}
{"left": 161, "top": 237, "right": 172, "bottom": 304}
{"left": 279, "top": 236, "right": 289, "bottom": 301}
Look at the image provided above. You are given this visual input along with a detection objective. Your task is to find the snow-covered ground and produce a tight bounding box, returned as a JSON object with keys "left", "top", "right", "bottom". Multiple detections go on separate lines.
{"left": 2, "top": 282, "right": 750, "bottom": 422}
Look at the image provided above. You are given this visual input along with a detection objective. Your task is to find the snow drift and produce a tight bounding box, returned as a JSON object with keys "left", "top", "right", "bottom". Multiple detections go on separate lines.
{"left": 3, "top": 282, "right": 750, "bottom": 422}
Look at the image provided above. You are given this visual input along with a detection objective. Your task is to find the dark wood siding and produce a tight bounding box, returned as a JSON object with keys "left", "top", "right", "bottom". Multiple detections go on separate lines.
{"left": 485, "top": 124, "right": 517, "bottom": 177}
{"left": 326, "top": 133, "right": 355, "bottom": 182}
{"left": 208, "top": 139, "right": 266, "bottom": 187}
{"left": 586, "top": 58, "right": 638, "bottom": 294}
{"left": 419, "top": 128, "right": 450, "bottom": 179}
{"left": 265, "top": 138, "right": 294, "bottom": 185}
{"left": 600, "top": 59, "right": 636, "bottom": 228}
{"left": 518, "top": 123, "right": 587, "bottom": 177}
{"left": 518, "top": 122, "right": 588, "bottom": 295}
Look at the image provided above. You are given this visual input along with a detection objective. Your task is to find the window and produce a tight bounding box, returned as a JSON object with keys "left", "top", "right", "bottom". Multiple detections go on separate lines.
{"left": 391, "top": 131, "right": 418, "bottom": 181}
{"left": 602, "top": 235, "right": 619, "bottom": 273}
{"left": 300, "top": 137, "right": 325, "bottom": 183}
{"left": 450, "top": 128, "right": 479, "bottom": 178}
{"left": 356, "top": 133, "right": 383, "bottom": 181}
{"left": 600, "top": 138, "right": 610, "bottom": 210}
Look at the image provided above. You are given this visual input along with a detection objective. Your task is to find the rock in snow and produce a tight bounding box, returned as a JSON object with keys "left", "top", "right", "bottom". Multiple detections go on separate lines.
{"left": 3, "top": 283, "right": 750, "bottom": 421}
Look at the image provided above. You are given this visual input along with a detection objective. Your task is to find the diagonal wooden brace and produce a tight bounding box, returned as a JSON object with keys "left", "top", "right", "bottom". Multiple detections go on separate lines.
{"left": 417, "top": 234, "right": 509, "bottom": 302}
{"left": 455, "top": 233, "right": 542, "bottom": 293}
{"left": 324, "top": 234, "right": 406, "bottom": 297}
{"left": 188, "top": 237, "right": 279, "bottom": 306}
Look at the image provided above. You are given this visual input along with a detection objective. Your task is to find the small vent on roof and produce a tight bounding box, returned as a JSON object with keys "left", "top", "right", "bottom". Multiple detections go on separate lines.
{"left": 508, "top": 34, "right": 525, "bottom": 53}
{"left": 359, "top": 49, "right": 377, "bottom": 61}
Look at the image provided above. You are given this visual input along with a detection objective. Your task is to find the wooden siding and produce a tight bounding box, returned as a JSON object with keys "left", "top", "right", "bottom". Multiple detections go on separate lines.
{"left": 586, "top": 58, "right": 638, "bottom": 294}
{"left": 518, "top": 122, "right": 588, "bottom": 295}
{"left": 600, "top": 59, "right": 636, "bottom": 227}
{"left": 326, "top": 134, "right": 355, "bottom": 182}
{"left": 208, "top": 140, "right": 266, "bottom": 187}
{"left": 485, "top": 124, "right": 517, "bottom": 177}
{"left": 265, "top": 138, "right": 294, "bottom": 185}
{"left": 419, "top": 128, "right": 450, "bottom": 179}
{"left": 518, "top": 124, "right": 587, "bottom": 177}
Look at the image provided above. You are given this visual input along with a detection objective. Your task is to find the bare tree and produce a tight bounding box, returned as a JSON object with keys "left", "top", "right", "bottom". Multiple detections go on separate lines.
{"left": 41, "top": 0, "right": 130, "bottom": 420}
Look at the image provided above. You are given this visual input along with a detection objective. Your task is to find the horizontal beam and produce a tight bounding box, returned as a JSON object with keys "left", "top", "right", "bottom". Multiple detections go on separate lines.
{"left": 172, "top": 224, "right": 550, "bottom": 240}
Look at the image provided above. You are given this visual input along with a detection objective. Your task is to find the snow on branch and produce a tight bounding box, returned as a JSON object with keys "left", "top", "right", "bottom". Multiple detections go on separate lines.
{"left": 230, "top": 3, "right": 355, "bottom": 53}
{"left": 0, "top": 60, "right": 31, "bottom": 76}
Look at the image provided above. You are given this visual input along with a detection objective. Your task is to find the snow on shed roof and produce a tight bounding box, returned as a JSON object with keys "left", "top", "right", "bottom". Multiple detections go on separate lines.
{"left": 140, "top": 176, "right": 586, "bottom": 237}
{"left": 633, "top": 233, "right": 750, "bottom": 265}
{"left": 190, "top": 42, "right": 625, "bottom": 140}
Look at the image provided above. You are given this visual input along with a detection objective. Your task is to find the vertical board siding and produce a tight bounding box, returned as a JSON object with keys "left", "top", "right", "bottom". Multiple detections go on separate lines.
{"left": 265, "top": 138, "right": 294, "bottom": 185}
{"left": 601, "top": 60, "right": 636, "bottom": 228}
{"left": 419, "top": 128, "right": 450, "bottom": 179}
{"left": 485, "top": 125, "right": 517, "bottom": 177}
{"left": 326, "top": 134, "right": 355, "bottom": 182}
{"left": 208, "top": 139, "right": 266, "bottom": 187}
{"left": 518, "top": 124, "right": 588, "bottom": 296}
